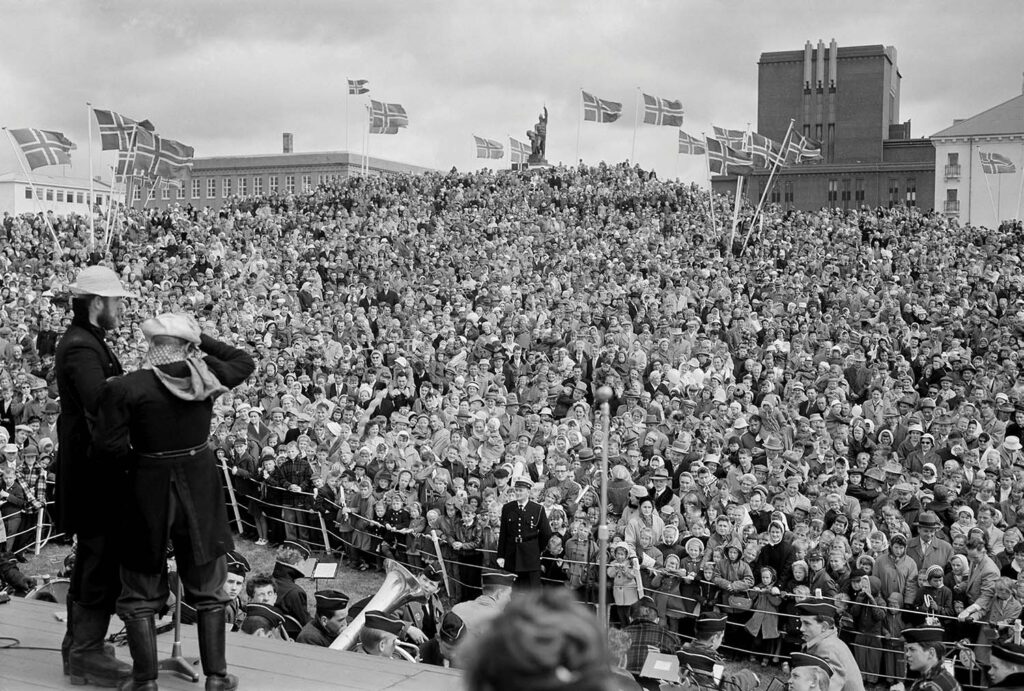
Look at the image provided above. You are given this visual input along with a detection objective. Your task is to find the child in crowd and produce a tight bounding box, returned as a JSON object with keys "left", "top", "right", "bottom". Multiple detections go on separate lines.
{"left": 745, "top": 566, "right": 782, "bottom": 667}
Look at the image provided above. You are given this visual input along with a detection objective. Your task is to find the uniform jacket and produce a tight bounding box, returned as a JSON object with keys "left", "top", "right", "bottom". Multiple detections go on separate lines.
{"left": 94, "top": 334, "right": 254, "bottom": 572}
{"left": 54, "top": 317, "right": 125, "bottom": 536}
{"left": 295, "top": 618, "right": 335, "bottom": 647}
{"left": 272, "top": 561, "right": 311, "bottom": 634}
{"left": 451, "top": 593, "right": 504, "bottom": 646}
{"left": 907, "top": 662, "right": 961, "bottom": 691}
{"left": 805, "top": 628, "right": 866, "bottom": 691}
{"left": 497, "top": 498, "right": 552, "bottom": 573}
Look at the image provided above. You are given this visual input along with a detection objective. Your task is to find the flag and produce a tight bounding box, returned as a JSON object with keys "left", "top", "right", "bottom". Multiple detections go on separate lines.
{"left": 744, "top": 132, "right": 790, "bottom": 168}
{"left": 642, "top": 93, "right": 684, "bottom": 127}
{"left": 712, "top": 126, "right": 746, "bottom": 150}
{"left": 706, "top": 137, "right": 753, "bottom": 176}
{"left": 474, "top": 135, "right": 504, "bottom": 159}
{"left": 348, "top": 79, "right": 369, "bottom": 95}
{"left": 980, "top": 151, "right": 1016, "bottom": 174}
{"left": 678, "top": 130, "right": 705, "bottom": 155}
{"left": 153, "top": 136, "right": 194, "bottom": 181}
{"left": 786, "top": 132, "right": 822, "bottom": 162}
{"left": 369, "top": 100, "right": 408, "bottom": 134}
{"left": 510, "top": 137, "right": 531, "bottom": 165}
{"left": 93, "top": 109, "right": 154, "bottom": 151}
{"left": 9, "top": 128, "right": 76, "bottom": 169}
{"left": 765, "top": 136, "right": 791, "bottom": 168}
{"left": 582, "top": 91, "right": 622, "bottom": 123}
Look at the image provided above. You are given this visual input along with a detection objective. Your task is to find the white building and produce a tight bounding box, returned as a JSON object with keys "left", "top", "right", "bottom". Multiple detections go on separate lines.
{"left": 931, "top": 90, "right": 1024, "bottom": 229}
{"left": 0, "top": 172, "right": 111, "bottom": 217}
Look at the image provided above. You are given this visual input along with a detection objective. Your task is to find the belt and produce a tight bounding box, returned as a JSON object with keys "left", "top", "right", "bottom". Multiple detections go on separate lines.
{"left": 137, "top": 441, "right": 209, "bottom": 460}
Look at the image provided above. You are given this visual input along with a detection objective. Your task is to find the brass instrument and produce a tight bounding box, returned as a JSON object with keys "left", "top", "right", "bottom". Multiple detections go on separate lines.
{"left": 329, "top": 559, "right": 438, "bottom": 652}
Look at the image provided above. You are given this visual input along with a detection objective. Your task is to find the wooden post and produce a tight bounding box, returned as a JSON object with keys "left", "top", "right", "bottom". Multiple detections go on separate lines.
{"left": 219, "top": 462, "right": 244, "bottom": 534}
{"left": 429, "top": 530, "right": 451, "bottom": 597}
{"left": 34, "top": 509, "right": 45, "bottom": 555}
{"left": 317, "top": 511, "right": 331, "bottom": 553}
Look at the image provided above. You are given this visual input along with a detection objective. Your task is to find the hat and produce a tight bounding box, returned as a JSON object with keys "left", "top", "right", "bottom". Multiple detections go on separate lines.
{"left": 796, "top": 598, "right": 838, "bottom": 618}
{"left": 763, "top": 437, "right": 784, "bottom": 451}
{"left": 694, "top": 612, "right": 728, "bottom": 637}
{"left": 652, "top": 467, "right": 670, "bottom": 480}
{"left": 278, "top": 540, "right": 311, "bottom": 560}
{"left": 493, "top": 467, "right": 510, "bottom": 479}
{"left": 423, "top": 562, "right": 444, "bottom": 582}
{"left": 992, "top": 639, "right": 1024, "bottom": 666}
{"left": 882, "top": 460, "right": 904, "bottom": 475}
{"left": 864, "top": 467, "right": 886, "bottom": 483}
{"left": 43, "top": 401, "right": 60, "bottom": 415}
{"left": 733, "top": 417, "right": 748, "bottom": 429}
{"left": 577, "top": 448, "right": 595, "bottom": 462}
{"left": 225, "top": 550, "right": 251, "bottom": 576}
{"left": 363, "top": 610, "right": 405, "bottom": 637}
{"left": 69, "top": 265, "right": 137, "bottom": 298}
{"left": 481, "top": 571, "right": 517, "bottom": 588}
{"left": 916, "top": 511, "right": 942, "bottom": 529}
{"left": 790, "top": 651, "right": 835, "bottom": 677}
{"left": 513, "top": 478, "right": 532, "bottom": 490}
{"left": 629, "top": 485, "right": 649, "bottom": 499}
{"left": 244, "top": 603, "right": 285, "bottom": 628}
{"left": 141, "top": 313, "right": 201, "bottom": 345}
{"left": 919, "top": 398, "right": 936, "bottom": 409}
{"left": 313, "top": 589, "right": 350, "bottom": 612}
{"left": 660, "top": 504, "right": 676, "bottom": 516}
{"left": 893, "top": 482, "right": 913, "bottom": 493}
{"left": 438, "top": 611, "right": 466, "bottom": 644}
{"left": 1005, "top": 436, "right": 1022, "bottom": 451}
{"left": 890, "top": 533, "right": 908, "bottom": 546}
{"left": 1, "top": 444, "right": 18, "bottom": 454}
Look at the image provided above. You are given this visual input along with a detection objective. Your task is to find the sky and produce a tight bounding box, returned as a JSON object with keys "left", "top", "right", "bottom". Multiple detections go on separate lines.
{"left": 0, "top": 0, "right": 1022, "bottom": 185}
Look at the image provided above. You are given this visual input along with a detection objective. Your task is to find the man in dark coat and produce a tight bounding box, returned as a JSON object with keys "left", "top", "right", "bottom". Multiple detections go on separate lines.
{"left": 94, "top": 313, "right": 254, "bottom": 691}
{"left": 496, "top": 477, "right": 552, "bottom": 588}
{"left": 54, "top": 265, "right": 135, "bottom": 686}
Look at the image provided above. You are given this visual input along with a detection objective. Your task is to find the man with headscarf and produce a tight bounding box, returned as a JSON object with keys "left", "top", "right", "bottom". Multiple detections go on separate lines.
{"left": 55, "top": 265, "right": 136, "bottom": 686}
{"left": 94, "top": 313, "right": 255, "bottom": 691}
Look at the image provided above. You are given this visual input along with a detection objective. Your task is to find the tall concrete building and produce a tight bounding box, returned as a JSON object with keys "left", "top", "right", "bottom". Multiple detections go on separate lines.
{"left": 714, "top": 40, "right": 935, "bottom": 212}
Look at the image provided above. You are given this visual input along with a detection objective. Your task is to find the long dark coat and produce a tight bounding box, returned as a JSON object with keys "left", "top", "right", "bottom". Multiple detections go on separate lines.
{"left": 93, "top": 334, "right": 254, "bottom": 573}
{"left": 54, "top": 317, "right": 125, "bottom": 537}
{"left": 496, "top": 499, "right": 552, "bottom": 574}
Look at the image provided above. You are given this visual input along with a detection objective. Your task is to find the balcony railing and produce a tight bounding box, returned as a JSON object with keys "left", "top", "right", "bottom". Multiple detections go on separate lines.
{"left": 944, "top": 164, "right": 961, "bottom": 179}
{"left": 943, "top": 200, "right": 960, "bottom": 214}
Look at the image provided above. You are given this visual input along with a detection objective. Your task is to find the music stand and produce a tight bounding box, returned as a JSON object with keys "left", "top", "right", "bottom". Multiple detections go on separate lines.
{"left": 158, "top": 569, "right": 200, "bottom": 682}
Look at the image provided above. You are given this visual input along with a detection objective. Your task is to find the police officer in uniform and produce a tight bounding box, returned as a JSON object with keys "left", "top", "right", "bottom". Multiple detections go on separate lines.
{"left": 891, "top": 626, "right": 960, "bottom": 691}
{"left": 496, "top": 477, "right": 552, "bottom": 588}
{"left": 296, "top": 590, "right": 350, "bottom": 647}
{"left": 56, "top": 266, "right": 136, "bottom": 686}
{"left": 94, "top": 313, "right": 255, "bottom": 691}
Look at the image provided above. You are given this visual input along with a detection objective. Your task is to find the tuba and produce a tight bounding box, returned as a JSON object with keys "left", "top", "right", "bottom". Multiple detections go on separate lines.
{"left": 330, "top": 559, "right": 438, "bottom": 651}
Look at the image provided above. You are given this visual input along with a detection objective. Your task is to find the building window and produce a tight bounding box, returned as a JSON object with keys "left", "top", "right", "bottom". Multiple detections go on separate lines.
{"left": 905, "top": 177, "right": 917, "bottom": 206}
{"left": 317, "top": 174, "right": 325, "bottom": 185}
{"left": 76, "top": 192, "right": 83, "bottom": 204}
{"left": 192, "top": 178, "right": 201, "bottom": 199}
{"left": 827, "top": 179, "right": 838, "bottom": 205}
{"left": 815, "top": 124, "right": 822, "bottom": 143}
{"left": 285, "top": 175, "right": 295, "bottom": 194}
{"left": 133, "top": 186, "right": 141, "bottom": 201}
{"left": 841, "top": 179, "right": 851, "bottom": 209}
{"left": 254, "top": 177, "right": 263, "bottom": 195}
{"left": 269, "top": 175, "right": 279, "bottom": 193}
{"left": 56, "top": 190, "right": 64, "bottom": 202}
{"left": 944, "top": 188, "right": 959, "bottom": 214}
{"left": 948, "top": 152, "right": 959, "bottom": 166}
{"left": 161, "top": 185, "right": 169, "bottom": 200}
{"left": 24, "top": 188, "right": 31, "bottom": 199}
{"left": 827, "top": 123, "right": 835, "bottom": 162}
{"left": 803, "top": 124, "right": 810, "bottom": 138}
{"left": 223, "top": 177, "right": 233, "bottom": 198}
{"left": 784, "top": 181, "right": 794, "bottom": 203}
{"left": 239, "top": 177, "right": 248, "bottom": 196}
{"left": 770, "top": 184, "right": 781, "bottom": 204}
{"left": 207, "top": 178, "right": 216, "bottom": 199}
{"left": 888, "top": 178, "right": 899, "bottom": 208}
{"left": 302, "top": 174, "right": 312, "bottom": 192}
{"left": 46, "top": 188, "right": 53, "bottom": 201}
{"left": 855, "top": 178, "right": 865, "bottom": 203}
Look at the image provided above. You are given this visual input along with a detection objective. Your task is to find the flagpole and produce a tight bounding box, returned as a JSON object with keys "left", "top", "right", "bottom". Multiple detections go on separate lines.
{"left": 86, "top": 102, "right": 95, "bottom": 250}
{"left": 143, "top": 176, "right": 159, "bottom": 209}
{"left": 576, "top": 88, "right": 583, "bottom": 165}
{"left": 630, "top": 87, "right": 640, "bottom": 163}
{"left": 743, "top": 119, "right": 795, "bottom": 254}
{"left": 701, "top": 132, "right": 718, "bottom": 238}
{"left": 363, "top": 105, "right": 369, "bottom": 176}
{"left": 728, "top": 175, "right": 743, "bottom": 254}
{"left": 104, "top": 165, "right": 116, "bottom": 240}
{"left": 3, "top": 128, "right": 62, "bottom": 254}
{"left": 982, "top": 154, "right": 999, "bottom": 228}
{"left": 345, "top": 79, "right": 350, "bottom": 153}
{"left": 1016, "top": 141, "right": 1024, "bottom": 221}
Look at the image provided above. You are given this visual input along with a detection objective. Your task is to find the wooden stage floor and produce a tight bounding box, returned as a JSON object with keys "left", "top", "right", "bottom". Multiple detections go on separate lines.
{"left": 0, "top": 597, "right": 462, "bottom": 690}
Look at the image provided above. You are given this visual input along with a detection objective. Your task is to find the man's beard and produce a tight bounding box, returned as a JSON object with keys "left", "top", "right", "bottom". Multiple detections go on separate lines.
{"left": 96, "top": 300, "right": 119, "bottom": 330}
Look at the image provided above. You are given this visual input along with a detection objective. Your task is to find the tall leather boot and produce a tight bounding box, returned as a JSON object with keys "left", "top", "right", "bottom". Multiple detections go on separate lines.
{"left": 197, "top": 607, "right": 237, "bottom": 691}
{"left": 118, "top": 617, "right": 158, "bottom": 691}
{"left": 68, "top": 602, "right": 132, "bottom": 687}
{"left": 63, "top": 599, "right": 119, "bottom": 676}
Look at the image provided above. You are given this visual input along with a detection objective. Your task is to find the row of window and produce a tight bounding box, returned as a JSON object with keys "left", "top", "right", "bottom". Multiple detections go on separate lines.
{"left": 758, "top": 177, "right": 918, "bottom": 209}
{"left": 137, "top": 173, "right": 348, "bottom": 202}
{"left": 24, "top": 188, "right": 105, "bottom": 205}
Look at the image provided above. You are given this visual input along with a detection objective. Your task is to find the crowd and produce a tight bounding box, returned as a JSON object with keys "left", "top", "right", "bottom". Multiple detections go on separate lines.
{"left": 3, "top": 160, "right": 1024, "bottom": 689}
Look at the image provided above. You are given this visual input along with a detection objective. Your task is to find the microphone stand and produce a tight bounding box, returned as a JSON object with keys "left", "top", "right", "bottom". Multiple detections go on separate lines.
{"left": 158, "top": 562, "right": 200, "bottom": 682}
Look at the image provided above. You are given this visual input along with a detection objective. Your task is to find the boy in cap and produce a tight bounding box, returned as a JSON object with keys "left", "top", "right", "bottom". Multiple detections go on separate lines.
{"left": 296, "top": 589, "right": 350, "bottom": 647}
{"left": 796, "top": 598, "right": 863, "bottom": 691}
{"left": 55, "top": 265, "right": 137, "bottom": 686}
{"left": 223, "top": 551, "right": 250, "bottom": 630}
{"left": 93, "top": 312, "right": 255, "bottom": 691}
{"left": 788, "top": 652, "right": 834, "bottom": 691}
{"left": 891, "top": 626, "right": 959, "bottom": 691}
{"left": 988, "top": 636, "right": 1024, "bottom": 688}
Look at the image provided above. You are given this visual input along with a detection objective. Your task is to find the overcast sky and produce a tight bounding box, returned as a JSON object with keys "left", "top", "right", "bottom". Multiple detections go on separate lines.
{"left": 1, "top": 0, "right": 1022, "bottom": 185}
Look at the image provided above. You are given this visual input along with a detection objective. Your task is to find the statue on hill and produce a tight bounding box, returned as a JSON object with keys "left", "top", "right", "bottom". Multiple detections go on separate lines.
{"left": 527, "top": 107, "right": 548, "bottom": 165}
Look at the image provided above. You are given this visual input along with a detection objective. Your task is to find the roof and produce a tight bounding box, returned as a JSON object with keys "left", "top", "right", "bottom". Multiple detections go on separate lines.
{"left": 0, "top": 172, "right": 111, "bottom": 190}
{"left": 759, "top": 44, "right": 892, "bottom": 65}
{"left": 193, "top": 150, "right": 433, "bottom": 175}
{"left": 931, "top": 93, "right": 1024, "bottom": 138}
